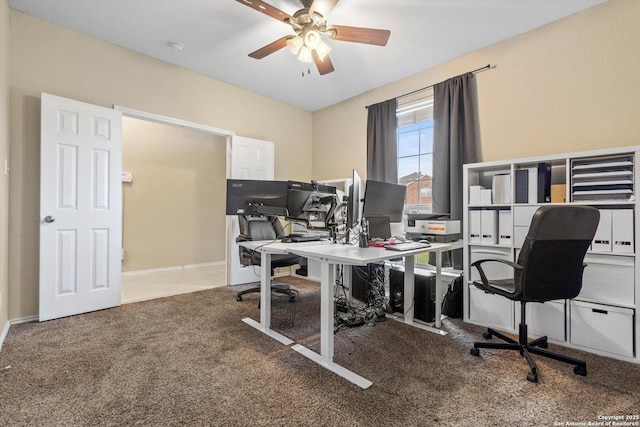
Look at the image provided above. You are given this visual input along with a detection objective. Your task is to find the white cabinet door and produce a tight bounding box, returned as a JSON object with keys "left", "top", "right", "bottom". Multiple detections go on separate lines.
{"left": 40, "top": 93, "right": 122, "bottom": 321}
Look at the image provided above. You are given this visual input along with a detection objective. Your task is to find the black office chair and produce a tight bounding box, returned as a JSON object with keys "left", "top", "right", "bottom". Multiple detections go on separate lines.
{"left": 470, "top": 205, "right": 599, "bottom": 382}
{"left": 235, "top": 214, "right": 300, "bottom": 302}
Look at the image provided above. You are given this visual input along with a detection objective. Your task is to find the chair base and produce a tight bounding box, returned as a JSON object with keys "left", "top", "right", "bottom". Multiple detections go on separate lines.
{"left": 470, "top": 326, "right": 587, "bottom": 383}
{"left": 236, "top": 283, "right": 298, "bottom": 303}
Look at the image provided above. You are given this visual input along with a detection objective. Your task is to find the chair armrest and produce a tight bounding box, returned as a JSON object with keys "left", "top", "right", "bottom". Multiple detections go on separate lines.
{"left": 471, "top": 259, "right": 522, "bottom": 289}
{"left": 236, "top": 234, "right": 252, "bottom": 243}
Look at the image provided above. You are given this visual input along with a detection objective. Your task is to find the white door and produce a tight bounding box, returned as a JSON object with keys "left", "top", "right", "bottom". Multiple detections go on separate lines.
{"left": 39, "top": 93, "right": 122, "bottom": 321}
{"left": 228, "top": 135, "right": 275, "bottom": 285}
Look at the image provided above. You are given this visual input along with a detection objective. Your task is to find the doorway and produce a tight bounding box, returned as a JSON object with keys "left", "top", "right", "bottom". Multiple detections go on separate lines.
{"left": 116, "top": 107, "right": 233, "bottom": 303}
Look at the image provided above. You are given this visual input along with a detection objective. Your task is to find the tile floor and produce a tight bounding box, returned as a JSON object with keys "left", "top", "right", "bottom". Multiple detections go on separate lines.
{"left": 121, "top": 263, "right": 227, "bottom": 304}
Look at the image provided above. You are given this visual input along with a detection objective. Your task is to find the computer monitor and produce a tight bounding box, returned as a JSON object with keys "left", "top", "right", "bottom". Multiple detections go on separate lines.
{"left": 346, "top": 169, "right": 363, "bottom": 229}
{"left": 362, "top": 180, "right": 406, "bottom": 223}
{"left": 225, "top": 179, "right": 289, "bottom": 216}
{"left": 286, "top": 181, "right": 337, "bottom": 228}
{"left": 366, "top": 216, "right": 392, "bottom": 240}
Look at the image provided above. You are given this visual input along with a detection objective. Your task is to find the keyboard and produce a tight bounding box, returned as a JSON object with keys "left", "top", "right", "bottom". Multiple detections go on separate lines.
{"left": 283, "top": 235, "right": 323, "bottom": 243}
{"left": 384, "top": 241, "right": 431, "bottom": 251}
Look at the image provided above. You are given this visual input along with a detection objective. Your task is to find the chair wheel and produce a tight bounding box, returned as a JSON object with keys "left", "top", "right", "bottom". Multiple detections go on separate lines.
{"left": 573, "top": 366, "right": 587, "bottom": 377}
{"left": 470, "top": 348, "right": 480, "bottom": 356}
{"left": 289, "top": 296, "right": 296, "bottom": 303}
{"left": 482, "top": 331, "right": 493, "bottom": 339}
{"left": 236, "top": 295, "right": 243, "bottom": 301}
{"left": 527, "top": 372, "right": 538, "bottom": 383}
{"left": 538, "top": 342, "right": 548, "bottom": 349}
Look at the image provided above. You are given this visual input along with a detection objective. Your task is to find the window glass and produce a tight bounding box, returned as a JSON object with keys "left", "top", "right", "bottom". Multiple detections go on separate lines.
{"left": 396, "top": 93, "right": 434, "bottom": 215}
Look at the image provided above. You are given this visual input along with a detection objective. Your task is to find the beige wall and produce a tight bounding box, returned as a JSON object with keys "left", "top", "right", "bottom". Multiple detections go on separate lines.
{"left": 0, "top": 0, "right": 9, "bottom": 330}
{"left": 8, "top": 11, "right": 313, "bottom": 320}
{"left": 7, "top": 0, "right": 640, "bottom": 322}
{"left": 122, "top": 118, "right": 226, "bottom": 272}
{"left": 312, "top": 0, "right": 640, "bottom": 181}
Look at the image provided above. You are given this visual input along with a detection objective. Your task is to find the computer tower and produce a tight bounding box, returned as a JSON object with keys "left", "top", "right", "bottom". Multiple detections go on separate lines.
{"left": 389, "top": 268, "right": 436, "bottom": 323}
{"left": 351, "top": 264, "right": 384, "bottom": 303}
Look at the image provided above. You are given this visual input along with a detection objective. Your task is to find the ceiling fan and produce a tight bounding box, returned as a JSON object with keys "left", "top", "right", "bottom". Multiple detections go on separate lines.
{"left": 236, "top": 0, "right": 391, "bottom": 75}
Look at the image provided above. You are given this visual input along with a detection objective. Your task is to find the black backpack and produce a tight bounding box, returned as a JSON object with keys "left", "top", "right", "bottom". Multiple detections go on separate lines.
{"left": 441, "top": 275, "right": 463, "bottom": 318}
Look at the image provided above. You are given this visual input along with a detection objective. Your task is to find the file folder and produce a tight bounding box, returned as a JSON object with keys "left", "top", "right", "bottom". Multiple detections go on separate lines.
{"left": 469, "top": 210, "right": 482, "bottom": 244}
{"left": 591, "top": 209, "right": 612, "bottom": 252}
{"left": 481, "top": 210, "right": 498, "bottom": 244}
{"left": 612, "top": 209, "right": 634, "bottom": 254}
{"left": 498, "top": 210, "right": 513, "bottom": 245}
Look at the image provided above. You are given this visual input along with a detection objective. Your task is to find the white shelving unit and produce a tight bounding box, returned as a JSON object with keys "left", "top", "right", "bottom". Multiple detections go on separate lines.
{"left": 463, "top": 146, "right": 639, "bottom": 364}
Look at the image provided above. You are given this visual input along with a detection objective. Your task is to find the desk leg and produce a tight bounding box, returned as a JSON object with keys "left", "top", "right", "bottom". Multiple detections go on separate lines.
{"left": 260, "top": 253, "right": 271, "bottom": 328}
{"left": 435, "top": 250, "right": 442, "bottom": 328}
{"left": 403, "top": 255, "right": 415, "bottom": 324}
{"left": 291, "top": 260, "right": 373, "bottom": 389}
{"left": 242, "top": 251, "right": 293, "bottom": 346}
{"left": 320, "top": 261, "right": 335, "bottom": 362}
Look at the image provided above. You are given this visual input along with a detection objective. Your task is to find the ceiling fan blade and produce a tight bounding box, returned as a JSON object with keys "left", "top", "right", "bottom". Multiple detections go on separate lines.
{"left": 309, "top": 0, "right": 339, "bottom": 19}
{"left": 249, "top": 36, "right": 290, "bottom": 59}
{"left": 312, "top": 51, "right": 335, "bottom": 75}
{"left": 330, "top": 25, "right": 390, "bottom": 46}
{"left": 235, "top": 0, "right": 293, "bottom": 23}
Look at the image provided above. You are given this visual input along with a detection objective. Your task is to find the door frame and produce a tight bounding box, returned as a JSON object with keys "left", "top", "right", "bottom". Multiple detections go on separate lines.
{"left": 113, "top": 105, "right": 236, "bottom": 285}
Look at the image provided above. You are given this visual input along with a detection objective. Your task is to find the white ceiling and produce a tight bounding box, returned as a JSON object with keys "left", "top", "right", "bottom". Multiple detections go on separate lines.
{"left": 9, "top": 0, "right": 607, "bottom": 111}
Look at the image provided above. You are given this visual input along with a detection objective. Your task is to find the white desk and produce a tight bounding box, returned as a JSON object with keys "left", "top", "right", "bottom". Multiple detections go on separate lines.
{"left": 239, "top": 240, "right": 451, "bottom": 389}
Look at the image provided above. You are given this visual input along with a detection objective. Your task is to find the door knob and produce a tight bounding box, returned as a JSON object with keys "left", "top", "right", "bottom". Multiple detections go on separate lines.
{"left": 44, "top": 215, "right": 55, "bottom": 223}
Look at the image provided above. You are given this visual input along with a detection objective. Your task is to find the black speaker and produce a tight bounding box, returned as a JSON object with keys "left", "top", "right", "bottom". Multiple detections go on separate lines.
{"left": 389, "top": 268, "right": 435, "bottom": 323}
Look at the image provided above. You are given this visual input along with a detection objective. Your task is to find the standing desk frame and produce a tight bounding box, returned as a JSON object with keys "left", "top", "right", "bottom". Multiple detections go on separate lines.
{"left": 239, "top": 240, "right": 452, "bottom": 389}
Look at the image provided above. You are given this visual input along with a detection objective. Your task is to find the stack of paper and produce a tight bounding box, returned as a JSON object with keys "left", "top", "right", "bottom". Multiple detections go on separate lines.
{"left": 492, "top": 174, "right": 511, "bottom": 204}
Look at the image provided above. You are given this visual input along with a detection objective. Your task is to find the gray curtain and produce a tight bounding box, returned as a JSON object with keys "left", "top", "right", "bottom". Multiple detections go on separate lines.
{"left": 366, "top": 98, "right": 398, "bottom": 183}
{"left": 433, "top": 72, "right": 478, "bottom": 268}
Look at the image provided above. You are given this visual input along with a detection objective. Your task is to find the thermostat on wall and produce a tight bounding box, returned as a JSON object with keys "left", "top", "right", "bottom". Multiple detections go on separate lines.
{"left": 121, "top": 172, "right": 133, "bottom": 183}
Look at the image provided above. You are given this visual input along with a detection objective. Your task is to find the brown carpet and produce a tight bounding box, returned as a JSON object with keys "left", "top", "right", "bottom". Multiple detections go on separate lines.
{"left": 0, "top": 276, "right": 638, "bottom": 426}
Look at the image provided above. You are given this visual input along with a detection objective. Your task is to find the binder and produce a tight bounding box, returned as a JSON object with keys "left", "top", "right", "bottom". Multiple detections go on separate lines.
{"left": 469, "top": 210, "right": 482, "bottom": 244}
{"left": 612, "top": 209, "right": 634, "bottom": 254}
{"left": 537, "top": 163, "right": 551, "bottom": 203}
{"left": 481, "top": 210, "right": 498, "bottom": 244}
{"left": 515, "top": 170, "right": 528, "bottom": 204}
{"left": 591, "top": 209, "right": 612, "bottom": 252}
{"left": 498, "top": 210, "right": 512, "bottom": 245}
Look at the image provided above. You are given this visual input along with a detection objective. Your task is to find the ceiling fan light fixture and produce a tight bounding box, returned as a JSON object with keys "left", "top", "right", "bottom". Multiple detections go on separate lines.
{"left": 315, "top": 40, "right": 331, "bottom": 61}
{"left": 303, "top": 28, "right": 321, "bottom": 49}
{"left": 298, "top": 45, "right": 313, "bottom": 63}
{"left": 286, "top": 36, "right": 303, "bottom": 55}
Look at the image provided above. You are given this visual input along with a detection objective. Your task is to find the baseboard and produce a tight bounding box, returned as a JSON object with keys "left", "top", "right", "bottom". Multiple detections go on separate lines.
{"left": 10, "top": 315, "right": 39, "bottom": 325}
{"left": 122, "top": 261, "right": 224, "bottom": 276}
{"left": 0, "top": 320, "right": 10, "bottom": 352}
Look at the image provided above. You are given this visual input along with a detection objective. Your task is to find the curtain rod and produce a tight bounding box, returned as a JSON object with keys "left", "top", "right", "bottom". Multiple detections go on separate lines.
{"left": 366, "top": 64, "right": 492, "bottom": 109}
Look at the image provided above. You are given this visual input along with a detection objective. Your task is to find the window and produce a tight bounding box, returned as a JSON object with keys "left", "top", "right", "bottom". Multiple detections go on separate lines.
{"left": 396, "top": 91, "right": 434, "bottom": 214}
